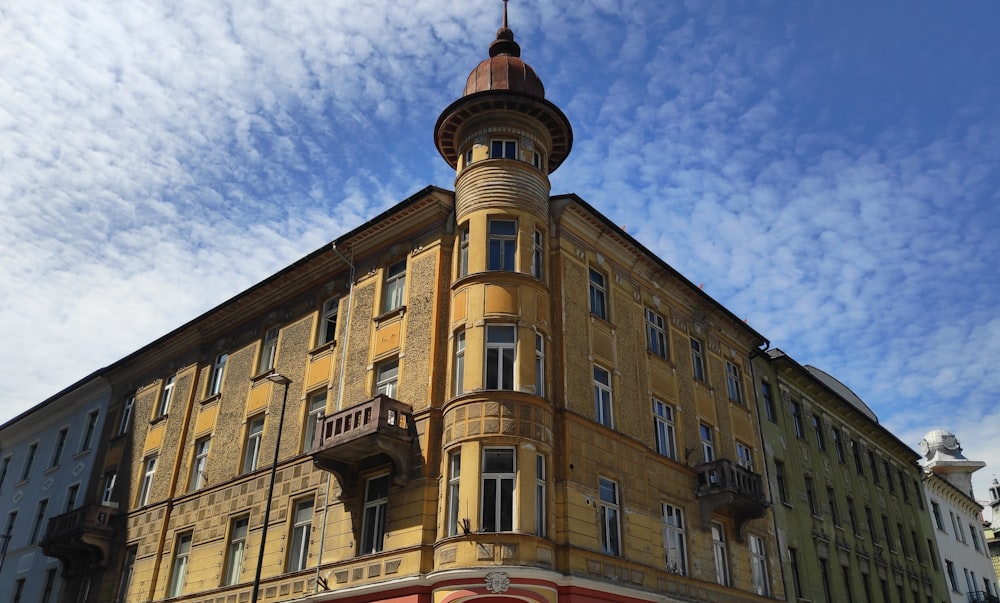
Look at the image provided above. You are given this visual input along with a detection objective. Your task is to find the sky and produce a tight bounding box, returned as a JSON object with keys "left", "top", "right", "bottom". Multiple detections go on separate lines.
{"left": 2, "top": 1, "right": 999, "bottom": 510}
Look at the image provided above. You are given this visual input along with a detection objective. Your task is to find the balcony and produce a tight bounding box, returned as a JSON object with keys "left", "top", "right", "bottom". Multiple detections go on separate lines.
{"left": 40, "top": 504, "right": 120, "bottom": 576}
{"left": 969, "top": 592, "right": 1000, "bottom": 603}
{"left": 694, "top": 458, "right": 769, "bottom": 541}
{"left": 309, "top": 394, "right": 416, "bottom": 497}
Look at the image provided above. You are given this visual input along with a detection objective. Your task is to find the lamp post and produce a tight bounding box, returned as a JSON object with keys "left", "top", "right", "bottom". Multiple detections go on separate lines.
{"left": 250, "top": 372, "right": 291, "bottom": 603}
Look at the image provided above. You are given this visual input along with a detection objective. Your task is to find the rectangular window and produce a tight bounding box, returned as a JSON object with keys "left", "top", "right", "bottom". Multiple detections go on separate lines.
{"left": 885, "top": 460, "right": 894, "bottom": 492}
{"left": 79, "top": 410, "right": 100, "bottom": 452}
{"left": 458, "top": 227, "right": 469, "bottom": 278}
{"left": 882, "top": 515, "right": 893, "bottom": 550}
{"left": 482, "top": 448, "right": 515, "bottom": 533}
{"left": 138, "top": 455, "right": 157, "bottom": 507}
{"left": 588, "top": 268, "right": 607, "bottom": 320}
{"left": 490, "top": 139, "right": 517, "bottom": 159}
{"left": 222, "top": 517, "right": 248, "bottom": 586}
{"left": 820, "top": 560, "right": 834, "bottom": 603}
{"left": 915, "top": 481, "right": 924, "bottom": 509}
{"left": 832, "top": 427, "right": 845, "bottom": 462}
{"left": 258, "top": 327, "right": 279, "bottom": 373}
{"left": 898, "top": 522, "right": 908, "bottom": 555}
{"left": 205, "top": 354, "right": 226, "bottom": 397}
{"left": 790, "top": 400, "right": 803, "bottom": 439}
{"left": 157, "top": 376, "right": 175, "bottom": 417}
{"left": 168, "top": 532, "right": 192, "bottom": 597}
{"left": 689, "top": 338, "right": 706, "bottom": 382}
{"left": 287, "top": 499, "right": 313, "bottom": 572}
{"left": 970, "top": 524, "right": 982, "bottom": 552}
{"left": 749, "top": 534, "right": 770, "bottom": 596}
{"left": 652, "top": 399, "right": 676, "bottom": 460}
{"left": 813, "top": 413, "right": 826, "bottom": 451}
{"left": 946, "top": 559, "right": 960, "bottom": 592}
{"left": 645, "top": 308, "right": 667, "bottom": 358}
{"left": 30, "top": 498, "right": 48, "bottom": 543}
{"left": 761, "top": 381, "right": 777, "bottom": 423}
{"left": 65, "top": 483, "right": 79, "bottom": 512}
{"left": 827, "top": 487, "right": 839, "bottom": 525}
{"left": 119, "top": 395, "right": 135, "bottom": 435}
{"left": 4, "top": 511, "right": 16, "bottom": 547}
{"left": 0, "top": 456, "right": 9, "bottom": 490}
{"left": 725, "top": 361, "right": 743, "bottom": 404}
{"left": 454, "top": 330, "right": 466, "bottom": 396}
{"left": 319, "top": 298, "right": 339, "bottom": 345}
{"left": 51, "top": 428, "right": 69, "bottom": 468}
{"left": 847, "top": 497, "right": 858, "bottom": 534}
{"left": 487, "top": 218, "right": 517, "bottom": 271}
{"left": 13, "top": 579, "right": 24, "bottom": 603}
{"left": 805, "top": 476, "right": 817, "bottom": 516}
{"left": 868, "top": 450, "right": 880, "bottom": 484}
{"left": 242, "top": 416, "right": 264, "bottom": 474}
{"left": 303, "top": 392, "right": 326, "bottom": 451}
{"left": 536, "top": 454, "right": 546, "bottom": 537}
{"left": 485, "top": 325, "right": 516, "bottom": 390}
{"left": 927, "top": 539, "right": 938, "bottom": 569}
{"left": 102, "top": 471, "right": 117, "bottom": 504}
{"left": 382, "top": 260, "right": 406, "bottom": 313}
{"left": 360, "top": 474, "right": 390, "bottom": 555}
{"left": 789, "top": 547, "right": 803, "bottom": 598}
{"left": 700, "top": 423, "right": 715, "bottom": 462}
{"left": 593, "top": 366, "right": 613, "bottom": 428}
{"left": 852, "top": 439, "right": 865, "bottom": 475}
{"left": 116, "top": 546, "right": 137, "bottom": 603}
{"left": 662, "top": 503, "right": 687, "bottom": 575}
{"left": 865, "top": 506, "right": 877, "bottom": 543}
{"left": 188, "top": 437, "right": 210, "bottom": 492}
{"left": 447, "top": 451, "right": 461, "bottom": 537}
{"left": 375, "top": 359, "right": 399, "bottom": 398}
{"left": 534, "top": 333, "right": 545, "bottom": 398}
{"left": 736, "top": 442, "right": 753, "bottom": 470}
{"left": 841, "top": 566, "right": 853, "bottom": 603}
{"left": 911, "top": 530, "right": 922, "bottom": 562}
{"left": 775, "top": 461, "right": 789, "bottom": 503}
{"left": 21, "top": 442, "right": 38, "bottom": 481}
{"left": 599, "top": 477, "right": 621, "bottom": 556}
{"left": 532, "top": 229, "right": 544, "bottom": 278}
{"left": 711, "top": 522, "right": 730, "bottom": 586}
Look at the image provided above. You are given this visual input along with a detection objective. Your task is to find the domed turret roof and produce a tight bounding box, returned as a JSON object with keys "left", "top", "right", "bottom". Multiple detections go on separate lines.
{"left": 463, "top": 8, "right": 545, "bottom": 98}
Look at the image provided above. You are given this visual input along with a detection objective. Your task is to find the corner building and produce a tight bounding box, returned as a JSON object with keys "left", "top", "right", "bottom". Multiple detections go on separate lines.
{"left": 71, "top": 13, "right": 782, "bottom": 603}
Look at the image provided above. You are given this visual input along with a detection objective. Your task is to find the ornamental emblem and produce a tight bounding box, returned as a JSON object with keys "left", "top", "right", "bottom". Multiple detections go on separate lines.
{"left": 484, "top": 571, "right": 510, "bottom": 594}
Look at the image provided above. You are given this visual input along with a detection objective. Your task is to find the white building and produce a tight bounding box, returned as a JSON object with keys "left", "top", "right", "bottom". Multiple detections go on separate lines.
{"left": 921, "top": 429, "right": 999, "bottom": 603}
{"left": 0, "top": 376, "right": 111, "bottom": 602}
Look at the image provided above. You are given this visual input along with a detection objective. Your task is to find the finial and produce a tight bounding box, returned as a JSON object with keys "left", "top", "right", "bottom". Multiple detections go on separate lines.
{"left": 490, "top": 0, "right": 521, "bottom": 57}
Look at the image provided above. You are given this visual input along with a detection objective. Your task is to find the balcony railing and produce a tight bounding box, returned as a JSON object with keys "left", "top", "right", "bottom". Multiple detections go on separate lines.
{"left": 969, "top": 592, "right": 1000, "bottom": 603}
{"left": 694, "top": 458, "right": 769, "bottom": 541}
{"left": 40, "top": 504, "right": 120, "bottom": 575}
{"left": 309, "top": 394, "right": 415, "bottom": 497}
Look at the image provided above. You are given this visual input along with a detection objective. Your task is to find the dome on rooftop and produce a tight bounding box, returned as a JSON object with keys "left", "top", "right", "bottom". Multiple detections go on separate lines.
{"left": 920, "top": 428, "right": 966, "bottom": 461}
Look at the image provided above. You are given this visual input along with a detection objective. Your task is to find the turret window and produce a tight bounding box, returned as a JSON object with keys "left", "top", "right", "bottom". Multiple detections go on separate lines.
{"left": 482, "top": 448, "right": 515, "bottom": 532}
{"left": 485, "top": 325, "right": 516, "bottom": 390}
{"left": 490, "top": 139, "right": 517, "bottom": 159}
{"left": 382, "top": 261, "right": 407, "bottom": 313}
{"left": 487, "top": 219, "right": 517, "bottom": 271}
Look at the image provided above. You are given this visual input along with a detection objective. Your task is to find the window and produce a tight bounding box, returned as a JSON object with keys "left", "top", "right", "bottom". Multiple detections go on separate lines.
{"left": 116, "top": 546, "right": 137, "bottom": 603}
{"left": 884, "top": 460, "right": 894, "bottom": 492}
{"left": 593, "top": 366, "right": 613, "bottom": 428}
{"left": 188, "top": 437, "right": 210, "bottom": 492}
{"left": 119, "top": 395, "right": 135, "bottom": 435}
{"left": 0, "top": 456, "right": 9, "bottom": 490}
{"left": 775, "top": 461, "right": 789, "bottom": 503}
{"left": 898, "top": 522, "right": 908, "bottom": 555}
{"left": 749, "top": 534, "right": 770, "bottom": 596}
{"left": 65, "top": 483, "right": 79, "bottom": 512}
{"left": 827, "top": 487, "right": 839, "bottom": 525}
{"left": 700, "top": 424, "right": 715, "bottom": 462}
{"left": 847, "top": 497, "right": 858, "bottom": 534}
{"left": 711, "top": 522, "right": 730, "bottom": 586}
{"left": 485, "top": 325, "right": 516, "bottom": 390}
{"left": 375, "top": 359, "right": 399, "bottom": 398}
{"left": 689, "top": 338, "right": 705, "bottom": 382}
{"left": 79, "top": 410, "right": 100, "bottom": 451}
{"left": 725, "top": 361, "right": 743, "bottom": 404}
{"left": 464, "top": 148, "right": 473, "bottom": 166}
{"left": 532, "top": 229, "right": 544, "bottom": 278}
{"left": 319, "top": 298, "right": 339, "bottom": 345}
{"left": 222, "top": 517, "right": 248, "bottom": 586}
{"left": 287, "top": 499, "right": 313, "bottom": 571}
{"left": 805, "top": 476, "right": 818, "bottom": 516}
{"left": 868, "top": 450, "right": 880, "bottom": 484}
{"left": 536, "top": 454, "right": 547, "bottom": 537}
{"left": 30, "top": 498, "right": 48, "bottom": 543}
{"left": 882, "top": 515, "right": 893, "bottom": 550}
{"left": 487, "top": 219, "right": 517, "bottom": 271}
{"left": 832, "top": 427, "right": 845, "bottom": 462}
{"left": 841, "top": 566, "right": 853, "bottom": 603}
{"left": 899, "top": 469, "right": 909, "bottom": 501}
{"left": 911, "top": 530, "right": 922, "bottom": 562}
{"left": 303, "top": 392, "right": 325, "bottom": 450}
{"left": 789, "top": 547, "right": 803, "bottom": 598}
{"left": 458, "top": 227, "right": 469, "bottom": 278}
{"left": 652, "top": 399, "right": 677, "bottom": 460}
{"left": 645, "top": 308, "right": 667, "bottom": 358}
{"left": 453, "top": 330, "right": 466, "bottom": 396}
{"left": 736, "top": 442, "right": 753, "bottom": 470}
{"left": 258, "top": 327, "right": 279, "bottom": 373}
{"left": 852, "top": 439, "right": 865, "bottom": 475}
{"left": 588, "top": 268, "right": 607, "bottom": 320}
{"left": 761, "top": 381, "right": 777, "bottom": 422}
{"left": 481, "top": 448, "right": 514, "bottom": 532}
{"left": 51, "top": 428, "right": 68, "bottom": 467}
{"left": 446, "top": 451, "right": 461, "bottom": 537}
{"left": 360, "top": 474, "right": 390, "bottom": 555}
{"left": 490, "top": 138, "right": 517, "bottom": 159}
{"left": 946, "top": 559, "right": 960, "bottom": 592}
{"left": 662, "top": 503, "right": 687, "bottom": 574}
{"left": 101, "top": 471, "right": 117, "bottom": 504}
{"left": 534, "top": 333, "right": 545, "bottom": 397}
{"left": 4, "top": 511, "right": 16, "bottom": 545}
{"left": 242, "top": 416, "right": 264, "bottom": 474}
{"left": 599, "top": 477, "right": 621, "bottom": 556}
{"left": 168, "top": 532, "right": 192, "bottom": 597}
{"left": 157, "top": 376, "right": 175, "bottom": 417}
{"left": 820, "top": 560, "right": 834, "bottom": 603}
{"left": 208, "top": 353, "right": 228, "bottom": 395}
{"left": 865, "top": 506, "right": 877, "bottom": 543}
{"left": 21, "top": 442, "right": 37, "bottom": 480}
{"left": 812, "top": 413, "right": 826, "bottom": 451}
{"left": 927, "top": 539, "right": 939, "bottom": 569}
{"left": 382, "top": 260, "right": 406, "bottom": 313}
{"left": 970, "top": 524, "right": 982, "bottom": 552}
{"left": 951, "top": 512, "right": 966, "bottom": 543}
{"left": 138, "top": 455, "right": 157, "bottom": 507}
{"left": 13, "top": 579, "right": 24, "bottom": 603}
{"left": 790, "top": 401, "right": 803, "bottom": 438}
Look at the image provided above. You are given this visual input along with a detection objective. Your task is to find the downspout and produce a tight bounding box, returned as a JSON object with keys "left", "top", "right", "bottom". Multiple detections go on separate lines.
{"left": 314, "top": 242, "right": 355, "bottom": 593}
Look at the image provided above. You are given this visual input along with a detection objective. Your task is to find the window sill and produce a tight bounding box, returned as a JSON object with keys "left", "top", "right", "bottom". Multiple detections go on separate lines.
{"left": 150, "top": 414, "right": 168, "bottom": 425}
{"left": 44, "top": 464, "right": 61, "bottom": 474}
{"left": 374, "top": 305, "right": 406, "bottom": 326}
{"left": 308, "top": 340, "right": 337, "bottom": 356}
{"left": 588, "top": 313, "right": 615, "bottom": 329}
{"left": 200, "top": 393, "right": 221, "bottom": 406}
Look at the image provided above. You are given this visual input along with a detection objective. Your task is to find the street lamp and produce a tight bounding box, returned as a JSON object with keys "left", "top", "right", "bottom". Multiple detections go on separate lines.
{"left": 250, "top": 372, "right": 292, "bottom": 603}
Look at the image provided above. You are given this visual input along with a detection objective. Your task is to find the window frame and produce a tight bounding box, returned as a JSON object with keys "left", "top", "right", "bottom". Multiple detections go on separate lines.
{"left": 652, "top": 399, "right": 677, "bottom": 460}
{"left": 725, "top": 360, "right": 743, "bottom": 404}
{"left": 481, "top": 447, "right": 515, "bottom": 533}
{"left": 242, "top": 415, "right": 265, "bottom": 474}
{"left": 138, "top": 455, "right": 157, "bottom": 507}
{"left": 749, "top": 534, "right": 770, "bottom": 596}
{"left": 790, "top": 400, "right": 804, "bottom": 439}
{"left": 208, "top": 353, "right": 228, "bottom": 396}
{"left": 287, "top": 498, "right": 314, "bottom": 572}
{"left": 588, "top": 268, "right": 608, "bottom": 320}
{"left": 258, "top": 327, "right": 279, "bottom": 374}
{"left": 458, "top": 226, "right": 470, "bottom": 278}
{"left": 690, "top": 338, "right": 706, "bottom": 382}
{"left": 490, "top": 138, "right": 517, "bottom": 159}
{"left": 222, "top": 516, "right": 249, "bottom": 586}
{"left": 711, "top": 522, "right": 730, "bottom": 586}
{"left": 593, "top": 365, "right": 613, "bottom": 428}
{"left": 157, "top": 376, "right": 175, "bottom": 418}
{"left": 534, "top": 333, "right": 545, "bottom": 398}
{"left": 168, "top": 531, "right": 192, "bottom": 597}
{"left": 531, "top": 229, "right": 544, "bottom": 279}
{"left": 382, "top": 260, "right": 407, "bottom": 314}
{"left": 446, "top": 451, "right": 461, "bottom": 537}
{"left": 485, "top": 325, "right": 516, "bottom": 391}
{"left": 535, "top": 454, "right": 547, "bottom": 538}
{"left": 360, "top": 474, "right": 390, "bottom": 555}
{"left": 736, "top": 442, "right": 753, "bottom": 470}
{"left": 761, "top": 381, "right": 777, "bottom": 423}
{"left": 375, "top": 358, "right": 399, "bottom": 398}
{"left": 700, "top": 423, "right": 715, "bottom": 462}
{"left": 30, "top": 498, "right": 48, "bottom": 544}
{"left": 303, "top": 392, "right": 326, "bottom": 451}
{"left": 188, "top": 437, "right": 210, "bottom": 492}
{"left": 318, "top": 298, "right": 339, "bottom": 345}
{"left": 599, "top": 477, "right": 622, "bottom": 556}
{"left": 453, "top": 330, "right": 466, "bottom": 396}
{"left": 119, "top": 395, "right": 135, "bottom": 435}
{"left": 645, "top": 308, "right": 668, "bottom": 359}
{"left": 51, "top": 428, "right": 69, "bottom": 468}
{"left": 79, "top": 410, "right": 100, "bottom": 452}
{"left": 662, "top": 502, "right": 687, "bottom": 575}
{"left": 487, "top": 218, "right": 517, "bottom": 272}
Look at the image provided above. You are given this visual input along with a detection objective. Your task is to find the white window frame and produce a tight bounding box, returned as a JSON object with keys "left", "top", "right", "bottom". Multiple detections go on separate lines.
{"left": 79, "top": 410, "right": 99, "bottom": 452}
{"left": 536, "top": 454, "right": 547, "bottom": 538}
{"left": 485, "top": 325, "right": 516, "bottom": 390}
{"left": 736, "top": 442, "right": 753, "bottom": 470}
{"left": 593, "top": 365, "right": 613, "bottom": 428}
{"left": 119, "top": 395, "right": 135, "bottom": 435}
{"left": 653, "top": 399, "right": 677, "bottom": 460}
{"left": 446, "top": 451, "right": 461, "bottom": 537}
{"left": 725, "top": 360, "right": 743, "bottom": 404}
{"left": 711, "top": 522, "right": 730, "bottom": 586}
{"left": 490, "top": 138, "right": 517, "bottom": 159}
{"left": 690, "top": 338, "right": 705, "bottom": 382}
{"left": 319, "top": 298, "right": 339, "bottom": 345}
{"left": 157, "top": 376, "right": 175, "bottom": 417}
{"left": 117, "top": 546, "right": 137, "bottom": 603}
{"left": 599, "top": 477, "right": 621, "bottom": 556}
{"left": 481, "top": 447, "right": 515, "bottom": 533}
{"left": 531, "top": 229, "right": 544, "bottom": 278}
{"left": 662, "top": 502, "right": 687, "bottom": 574}
{"left": 375, "top": 359, "right": 399, "bottom": 398}
{"left": 242, "top": 416, "right": 264, "bottom": 474}
{"left": 287, "top": 499, "right": 313, "bottom": 572}
{"left": 645, "top": 308, "right": 667, "bottom": 358}
{"left": 101, "top": 471, "right": 117, "bottom": 504}
{"left": 189, "top": 437, "right": 210, "bottom": 492}
{"left": 535, "top": 333, "right": 545, "bottom": 398}
{"left": 138, "top": 455, "right": 157, "bottom": 507}
{"left": 222, "top": 516, "right": 249, "bottom": 586}
{"left": 168, "top": 532, "right": 192, "bottom": 597}
{"left": 700, "top": 424, "right": 715, "bottom": 462}
{"left": 258, "top": 327, "right": 279, "bottom": 374}
{"left": 303, "top": 392, "right": 326, "bottom": 451}
{"left": 208, "top": 353, "right": 228, "bottom": 396}
{"left": 487, "top": 218, "right": 517, "bottom": 272}
{"left": 51, "top": 428, "right": 68, "bottom": 468}
{"left": 453, "top": 330, "right": 466, "bottom": 396}
{"left": 588, "top": 268, "right": 607, "bottom": 320}
{"left": 382, "top": 260, "right": 407, "bottom": 313}
{"left": 30, "top": 498, "right": 48, "bottom": 543}
{"left": 458, "top": 227, "right": 469, "bottom": 278}
{"left": 360, "top": 474, "right": 390, "bottom": 555}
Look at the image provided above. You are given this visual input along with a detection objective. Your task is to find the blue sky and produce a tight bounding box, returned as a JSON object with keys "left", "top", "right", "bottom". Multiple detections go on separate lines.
{"left": 2, "top": 1, "right": 998, "bottom": 509}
